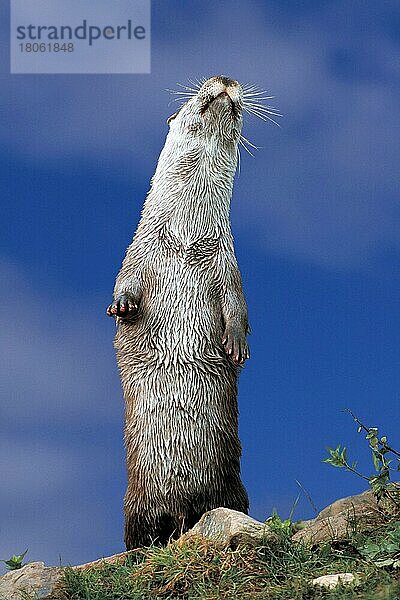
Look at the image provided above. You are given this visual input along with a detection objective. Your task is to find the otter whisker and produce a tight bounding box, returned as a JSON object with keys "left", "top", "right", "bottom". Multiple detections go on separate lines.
{"left": 243, "top": 106, "right": 281, "bottom": 127}
{"left": 249, "top": 111, "right": 282, "bottom": 121}
{"left": 168, "top": 95, "right": 194, "bottom": 103}
{"left": 238, "top": 136, "right": 256, "bottom": 157}
{"left": 171, "top": 97, "right": 191, "bottom": 103}
{"left": 242, "top": 85, "right": 270, "bottom": 93}
{"left": 244, "top": 107, "right": 282, "bottom": 121}
{"left": 188, "top": 78, "right": 203, "bottom": 90}
{"left": 167, "top": 98, "right": 190, "bottom": 109}
{"left": 238, "top": 141, "right": 254, "bottom": 158}
{"left": 243, "top": 91, "right": 275, "bottom": 100}
{"left": 166, "top": 89, "right": 197, "bottom": 98}
{"left": 243, "top": 92, "right": 271, "bottom": 99}
{"left": 244, "top": 104, "right": 283, "bottom": 118}
{"left": 244, "top": 100, "right": 281, "bottom": 111}
{"left": 245, "top": 102, "right": 281, "bottom": 111}
{"left": 242, "top": 83, "right": 264, "bottom": 92}
{"left": 176, "top": 82, "right": 200, "bottom": 93}
{"left": 242, "top": 84, "right": 275, "bottom": 98}
{"left": 247, "top": 110, "right": 280, "bottom": 127}
{"left": 166, "top": 90, "right": 195, "bottom": 109}
{"left": 243, "top": 95, "right": 276, "bottom": 102}
{"left": 242, "top": 84, "right": 281, "bottom": 124}
{"left": 240, "top": 134, "right": 260, "bottom": 151}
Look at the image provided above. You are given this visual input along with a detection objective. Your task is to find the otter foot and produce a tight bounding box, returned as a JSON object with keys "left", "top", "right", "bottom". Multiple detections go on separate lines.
{"left": 106, "top": 294, "right": 138, "bottom": 319}
{"left": 222, "top": 325, "right": 249, "bottom": 365}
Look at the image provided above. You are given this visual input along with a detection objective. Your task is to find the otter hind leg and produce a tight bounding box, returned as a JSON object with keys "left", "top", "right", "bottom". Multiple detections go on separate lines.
{"left": 124, "top": 510, "right": 187, "bottom": 549}
{"left": 124, "top": 490, "right": 249, "bottom": 549}
{"left": 124, "top": 511, "right": 152, "bottom": 550}
{"left": 224, "top": 480, "right": 250, "bottom": 515}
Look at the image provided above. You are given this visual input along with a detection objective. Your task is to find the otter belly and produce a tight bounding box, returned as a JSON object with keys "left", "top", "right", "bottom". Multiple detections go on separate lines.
{"left": 116, "top": 255, "right": 226, "bottom": 368}
{"left": 115, "top": 256, "right": 248, "bottom": 548}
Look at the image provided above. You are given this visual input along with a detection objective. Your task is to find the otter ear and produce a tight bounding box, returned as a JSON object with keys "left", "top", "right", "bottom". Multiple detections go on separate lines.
{"left": 167, "top": 111, "right": 179, "bottom": 125}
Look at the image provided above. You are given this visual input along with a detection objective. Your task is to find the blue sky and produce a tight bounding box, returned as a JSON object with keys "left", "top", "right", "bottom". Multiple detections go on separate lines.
{"left": 1, "top": 0, "right": 400, "bottom": 571}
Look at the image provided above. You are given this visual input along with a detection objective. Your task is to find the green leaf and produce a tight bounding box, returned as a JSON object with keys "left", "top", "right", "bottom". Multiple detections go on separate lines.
{"left": 383, "top": 542, "right": 399, "bottom": 553}
{"left": 369, "top": 436, "right": 379, "bottom": 449}
{"left": 358, "top": 542, "right": 381, "bottom": 559}
{"left": 367, "top": 428, "right": 378, "bottom": 437}
{"left": 323, "top": 446, "right": 347, "bottom": 468}
{"left": 375, "top": 558, "right": 394, "bottom": 567}
{"left": 372, "top": 451, "right": 381, "bottom": 472}
{"left": 1, "top": 549, "right": 28, "bottom": 570}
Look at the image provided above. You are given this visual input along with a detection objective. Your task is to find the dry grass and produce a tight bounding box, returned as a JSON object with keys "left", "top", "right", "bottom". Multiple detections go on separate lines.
{"left": 57, "top": 524, "right": 400, "bottom": 599}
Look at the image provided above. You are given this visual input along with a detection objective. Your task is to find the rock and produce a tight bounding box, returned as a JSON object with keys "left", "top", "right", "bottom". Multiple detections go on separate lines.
{"left": 312, "top": 573, "right": 356, "bottom": 589}
{"left": 0, "top": 553, "right": 135, "bottom": 599}
{"left": 293, "top": 489, "right": 388, "bottom": 545}
{"left": 73, "top": 550, "right": 133, "bottom": 571}
{"left": 181, "top": 507, "right": 276, "bottom": 547}
{"left": 0, "top": 562, "right": 63, "bottom": 600}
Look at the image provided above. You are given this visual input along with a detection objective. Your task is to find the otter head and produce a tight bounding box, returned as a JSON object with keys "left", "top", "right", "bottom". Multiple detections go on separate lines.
{"left": 166, "top": 76, "right": 243, "bottom": 163}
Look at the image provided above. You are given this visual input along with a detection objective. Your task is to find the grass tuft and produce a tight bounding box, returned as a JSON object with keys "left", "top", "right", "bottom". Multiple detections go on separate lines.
{"left": 58, "top": 522, "right": 400, "bottom": 599}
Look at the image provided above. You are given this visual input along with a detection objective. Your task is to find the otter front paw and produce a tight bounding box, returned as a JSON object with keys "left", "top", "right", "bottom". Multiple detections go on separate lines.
{"left": 106, "top": 294, "right": 138, "bottom": 319}
{"left": 222, "top": 326, "right": 250, "bottom": 366}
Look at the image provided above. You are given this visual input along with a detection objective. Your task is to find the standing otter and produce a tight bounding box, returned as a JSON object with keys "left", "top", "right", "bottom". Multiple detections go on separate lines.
{"left": 108, "top": 76, "right": 253, "bottom": 549}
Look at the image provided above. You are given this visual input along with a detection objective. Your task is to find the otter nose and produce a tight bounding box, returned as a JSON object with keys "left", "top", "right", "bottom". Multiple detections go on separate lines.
{"left": 204, "top": 76, "right": 242, "bottom": 103}
{"left": 209, "top": 76, "right": 240, "bottom": 93}
{"left": 215, "top": 76, "right": 238, "bottom": 88}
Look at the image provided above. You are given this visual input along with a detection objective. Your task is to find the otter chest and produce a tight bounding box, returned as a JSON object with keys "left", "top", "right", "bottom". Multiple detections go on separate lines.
{"left": 158, "top": 224, "right": 222, "bottom": 267}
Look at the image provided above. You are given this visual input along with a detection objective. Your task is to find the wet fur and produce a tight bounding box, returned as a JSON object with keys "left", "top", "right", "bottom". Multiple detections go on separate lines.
{"left": 110, "top": 77, "right": 250, "bottom": 549}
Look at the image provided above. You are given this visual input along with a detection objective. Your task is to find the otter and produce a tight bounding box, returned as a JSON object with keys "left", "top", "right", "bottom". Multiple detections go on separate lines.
{"left": 107, "top": 76, "right": 252, "bottom": 549}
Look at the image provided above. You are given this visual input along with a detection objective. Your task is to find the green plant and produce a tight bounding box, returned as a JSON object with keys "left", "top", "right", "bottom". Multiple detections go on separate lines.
{"left": 356, "top": 521, "right": 400, "bottom": 569}
{"left": 1, "top": 549, "right": 28, "bottom": 570}
{"left": 266, "top": 495, "right": 301, "bottom": 536}
{"left": 324, "top": 410, "right": 400, "bottom": 503}
{"left": 59, "top": 530, "right": 400, "bottom": 599}
{"left": 266, "top": 510, "right": 294, "bottom": 536}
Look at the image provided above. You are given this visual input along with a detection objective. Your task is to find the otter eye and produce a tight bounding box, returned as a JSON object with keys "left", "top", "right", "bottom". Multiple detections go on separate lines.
{"left": 167, "top": 111, "right": 179, "bottom": 125}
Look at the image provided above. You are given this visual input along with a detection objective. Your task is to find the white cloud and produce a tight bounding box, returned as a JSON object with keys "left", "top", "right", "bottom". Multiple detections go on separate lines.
{"left": 0, "top": 261, "right": 125, "bottom": 572}
{"left": 233, "top": 78, "right": 400, "bottom": 269}
{"left": 2, "top": 1, "right": 400, "bottom": 269}
{"left": 0, "top": 432, "right": 125, "bottom": 574}
{"left": 0, "top": 261, "right": 121, "bottom": 425}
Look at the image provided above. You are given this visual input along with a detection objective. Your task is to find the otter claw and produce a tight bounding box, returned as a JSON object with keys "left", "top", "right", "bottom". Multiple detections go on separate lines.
{"left": 222, "top": 327, "right": 249, "bottom": 366}
{"left": 106, "top": 294, "right": 138, "bottom": 319}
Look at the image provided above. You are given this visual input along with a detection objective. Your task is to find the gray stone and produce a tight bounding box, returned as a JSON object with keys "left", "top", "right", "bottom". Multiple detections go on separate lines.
{"left": 182, "top": 507, "right": 276, "bottom": 547}
{"left": 293, "top": 489, "right": 389, "bottom": 545}
{"left": 0, "top": 562, "right": 63, "bottom": 600}
{"left": 73, "top": 550, "right": 132, "bottom": 571}
{"left": 312, "top": 573, "right": 356, "bottom": 589}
